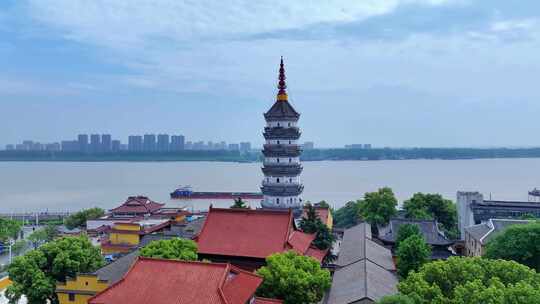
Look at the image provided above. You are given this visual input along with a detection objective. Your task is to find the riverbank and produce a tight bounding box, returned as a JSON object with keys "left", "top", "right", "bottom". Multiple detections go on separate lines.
{"left": 2, "top": 147, "right": 540, "bottom": 162}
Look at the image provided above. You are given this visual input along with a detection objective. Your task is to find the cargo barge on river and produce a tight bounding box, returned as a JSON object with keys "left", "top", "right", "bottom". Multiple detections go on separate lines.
{"left": 170, "top": 186, "right": 263, "bottom": 200}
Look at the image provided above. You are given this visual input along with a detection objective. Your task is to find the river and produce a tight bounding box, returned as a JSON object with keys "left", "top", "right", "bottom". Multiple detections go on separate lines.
{"left": 0, "top": 159, "right": 539, "bottom": 212}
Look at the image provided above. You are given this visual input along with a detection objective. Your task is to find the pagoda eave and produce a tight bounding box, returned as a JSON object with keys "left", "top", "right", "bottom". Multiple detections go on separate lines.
{"left": 261, "top": 165, "right": 303, "bottom": 176}
{"left": 261, "top": 185, "right": 304, "bottom": 196}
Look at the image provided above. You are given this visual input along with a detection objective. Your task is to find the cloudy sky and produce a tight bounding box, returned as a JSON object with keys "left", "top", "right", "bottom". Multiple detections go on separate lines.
{"left": 1, "top": 0, "right": 540, "bottom": 148}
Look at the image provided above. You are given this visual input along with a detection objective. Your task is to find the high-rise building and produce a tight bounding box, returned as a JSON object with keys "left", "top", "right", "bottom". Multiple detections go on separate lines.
{"left": 90, "top": 134, "right": 101, "bottom": 153}
{"left": 111, "top": 140, "right": 121, "bottom": 152}
{"left": 157, "top": 134, "right": 170, "bottom": 152}
{"left": 61, "top": 140, "right": 79, "bottom": 152}
{"left": 101, "top": 134, "right": 112, "bottom": 152}
{"left": 184, "top": 141, "right": 193, "bottom": 150}
{"left": 193, "top": 141, "right": 205, "bottom": 150}
{"left": 22, "top": 140, "right": 33, "bottom": 151}
{"left": 239, "top": 142, "right": 251, "bottom": 153}
{"left": 45, "top": 143, "right": 61, "bottom": 151}
{"left": 170, "top": 135, "right": 185, "bottom": 151}
{"left": 128, "top": 135, "right": 143, "bottom": 152}
{"left": 78, "top": 134, "right": 88, "bottom": 152}
{"left": 228, "top": 143, "right": 239, "bottom": 151}
{"left": 261, "top": 58, "right": 303, "bottom": 210}
{"left": 5, "top": 144, "right": 14, "bottom": 151}
{"left": 143, "top": 134, "right": 157, "bottom": 152}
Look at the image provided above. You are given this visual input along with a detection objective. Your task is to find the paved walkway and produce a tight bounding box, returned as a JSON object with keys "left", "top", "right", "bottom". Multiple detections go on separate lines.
{"left": 0, "top": 226, "right": 41, "bottom": 267}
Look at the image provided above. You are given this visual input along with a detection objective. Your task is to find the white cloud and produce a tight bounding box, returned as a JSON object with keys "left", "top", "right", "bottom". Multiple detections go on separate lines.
{"left": 26, "top": 0, "right": 453, "bottom": 49}
{"left": 490, "top": 18, "right": 538, "bottom": 34}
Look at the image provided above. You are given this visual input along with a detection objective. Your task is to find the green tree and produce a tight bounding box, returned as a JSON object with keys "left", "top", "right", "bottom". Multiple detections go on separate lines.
{"left": 140, "top": 238, "right": 198, "bottom": 261}
{"left": 377, "top": 294, "right": 415, "bottom": 304}
{"left": 231, "top": 197, "right": 249, "bottom": 209}
{"left": 256, "top": 251, "right": 331, "bottom": 304}
{"left": 28, "top": 225, "right": 58, "bottom": 249}
{"left": 395, "top": 224, "right": 421, "bottom": 249}
{"left": 403, "top": 193, "right": 457, "bottom": 236}
{"left": 397, "top": 257, "right": 540, "bottom": 304}
{"left": 6, "top": 236, "right": 104, "bottom": 304}
{"left": 316, "top": 200, "right": 331, "bottom": 209}
{"left": 0, "top": 218, "right": 22, "bottom": 242}
{"left": 359, "top": 187, "right": 398, "bottom": 231}
{"left": 485, "top": 222, "right": 540, "bottom": 271}
{"left": 299, "top": 203, "right": 335, "bottom": 250}
{"left": 10, "top": 240, "right": 28, "bottom": 255}
{"left": 64, "top": 207, "right": 105, "bottom": 230}
{"left": 333, "top": 201, "right": 361, "bottom": 228}
{"left": 396, "top": 234, "right": 431, "bottom": 279}
{"left": 519, "top": 213, "right": 538, "bottom": 220}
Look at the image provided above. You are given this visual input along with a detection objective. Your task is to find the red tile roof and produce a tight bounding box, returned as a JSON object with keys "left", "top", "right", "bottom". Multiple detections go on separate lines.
{"left": 287, "top": 230, "right": 315, "bottom": 254}
{"left": 196, "top": 207, "right": 323, "bottom": 261}
{"left": 305, "top": 247, "right": 328, "bottom": 263}
{"left": 89, "top": 258, "right": 273, "bottom": 304}
{"left": 110, "top": 196, "right": 164, "bottom": 215}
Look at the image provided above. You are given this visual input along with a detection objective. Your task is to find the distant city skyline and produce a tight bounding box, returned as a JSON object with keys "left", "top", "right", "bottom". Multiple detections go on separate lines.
{"left": 2, "top": 1, "right": 540, "bottom": 148}
{"left": 3, "top": 133, "right": 258, "bottom": 152}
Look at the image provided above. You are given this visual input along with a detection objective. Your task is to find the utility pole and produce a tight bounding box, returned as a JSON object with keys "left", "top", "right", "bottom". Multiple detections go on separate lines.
{"left": 8, "top": 239, "right": 14, "bottom": 264}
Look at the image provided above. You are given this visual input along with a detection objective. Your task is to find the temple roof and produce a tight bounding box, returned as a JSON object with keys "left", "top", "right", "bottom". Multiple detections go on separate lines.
{"left": 264, "top": 57, "right": 300, "bottom": 122}
{"left": 110, "top": 196, "right": 164, "bottom": 215}
{"left": 326, "top": 223, "right": 398, "bottom": 304}
{"left": 89, "top": 258, "right": 273, "bottom": 304}
{"left": 195, "top": 207, "right": 324, "bottom": 262}
{"left": 264, "top": 100, "right": 300, "bottom": 122}
{"left": 378, "top": 218, "right": 454, "bottom": 246}
{"left": 465, "top": 218, "right": 531, "bottom": 245}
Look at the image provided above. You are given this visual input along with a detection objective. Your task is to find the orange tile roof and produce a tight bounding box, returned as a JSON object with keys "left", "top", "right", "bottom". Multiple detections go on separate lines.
{"left": 196, "top": 207, "right": 322, "bottom": 260}
{"left": 89, "top": 257, "right": 273, "bottom": 304}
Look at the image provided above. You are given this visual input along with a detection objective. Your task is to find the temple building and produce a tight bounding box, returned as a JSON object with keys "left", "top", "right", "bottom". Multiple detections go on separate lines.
{"left": 261, "top": 57, "right": 304, "bottom": 210}
{"left": 195, "top": 207, "right": 326, "bottom": 270}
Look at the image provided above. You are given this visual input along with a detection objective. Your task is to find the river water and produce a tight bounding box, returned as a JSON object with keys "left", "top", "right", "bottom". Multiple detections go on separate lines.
{"left": 0, "top": 159, "right": 539, "bottom": 212}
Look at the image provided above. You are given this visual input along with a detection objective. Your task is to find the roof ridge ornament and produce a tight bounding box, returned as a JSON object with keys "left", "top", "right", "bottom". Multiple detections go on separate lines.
{"left": 277, "top": 56, "right": 288, "bottom": 102}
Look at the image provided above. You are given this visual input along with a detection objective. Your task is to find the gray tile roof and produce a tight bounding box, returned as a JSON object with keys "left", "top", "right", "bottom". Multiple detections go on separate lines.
{"left": 327, "top": 223, "right": 398, "bottom": 304}
{"left": 465, "top": 219, "right": 531, "bottom": 244}
{"left": 165, "top": 217, "right": 206, "bottom": 239}
{"left": 264, "top": 100, "right": 300, "bottom": 121}
{"left": 95, "top": 250, "right": 139, "bottom": 284}
{"left": 378, "top": 218, "right": 454, "bottom": 246}
{"left": 464, "top": 223, "right": 491, "bottom": 243}
{"left": 336, "top": 223, "right": 394, "bottom": 271}
{"left": 327, "top": 260, "right": 398, "bottom": 304}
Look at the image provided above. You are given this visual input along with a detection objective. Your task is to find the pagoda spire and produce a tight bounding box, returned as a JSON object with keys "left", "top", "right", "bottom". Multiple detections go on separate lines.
{"left": 277, "top": 56, "right": 288, "bottom": 102}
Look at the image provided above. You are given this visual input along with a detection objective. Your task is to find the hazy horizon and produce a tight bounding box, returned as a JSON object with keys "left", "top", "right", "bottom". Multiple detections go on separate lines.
{"left": 2, "top": 1, "right": 540, "bottom": 148}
